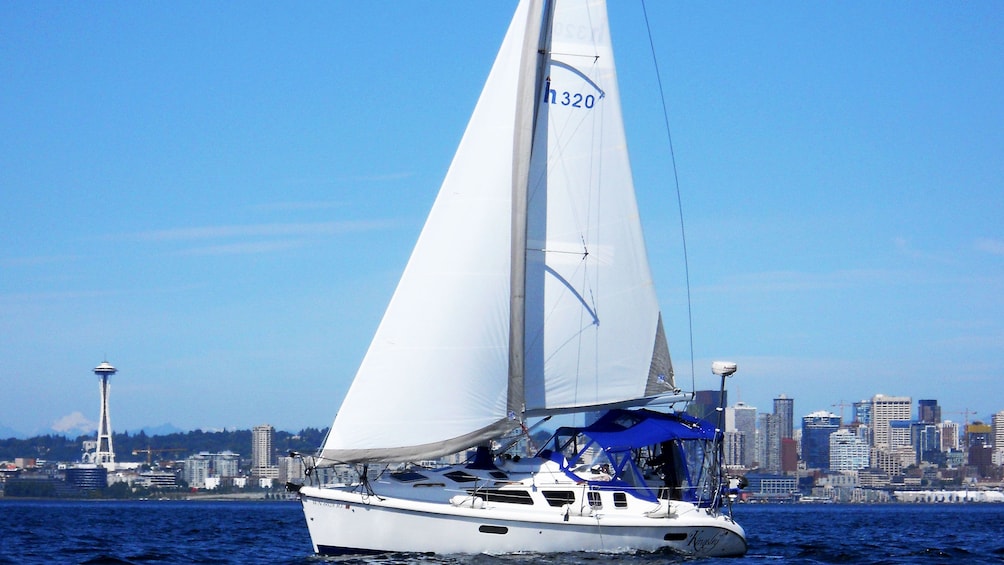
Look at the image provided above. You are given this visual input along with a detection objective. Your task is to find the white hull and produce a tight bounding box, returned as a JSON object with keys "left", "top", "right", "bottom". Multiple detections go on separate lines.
{"left": 299, "top": 478, "right": 746, "bottom": 557}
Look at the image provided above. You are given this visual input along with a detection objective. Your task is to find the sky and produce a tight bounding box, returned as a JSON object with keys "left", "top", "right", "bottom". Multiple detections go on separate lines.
{"left": 2, "top": 1, "right": 1002, "bottom": 439}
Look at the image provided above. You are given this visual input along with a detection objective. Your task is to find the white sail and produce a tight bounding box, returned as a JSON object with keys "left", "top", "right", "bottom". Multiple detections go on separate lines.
{"left": 523, "top": 0, "right": 674, "bottom": 415}
{"left": 321, "top": 0, "right": 676, "bottom": 464}
{"left": 320, "top": 1, "right": 532, "bottom": 463}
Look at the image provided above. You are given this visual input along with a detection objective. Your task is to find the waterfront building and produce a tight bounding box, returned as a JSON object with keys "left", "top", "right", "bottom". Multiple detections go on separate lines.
{"left": 815, "top": 470, "right": 861, "bottom": 502}
{"left": 183, "top": 454, "right": 211, "bottom": 488}
{"left": 801, "top": 411, "right": 841, "bottom": 470}
{"left": 781, "top": 438, "right": 798, "bottom": 473}
{"left": 252, "top": 424, "right": 278, "bottom": 479}
{"left": 829, "top": 429, "right": 869, "bottom": 471}
{"left": 65, "top": 465, "right": 108, "bottom": 490}
{"left": 182, "top": 451, "right": 241, "bottom": 489}
{"left": 137, "top": 471, "right": 176, "bottom": 489}
{"left": 743, "top": 473, "right": 799, "bottom": 502}
{"left": 213, "top": 451, "right": 241, "bottom": 478}
{"left": 279, "top": 455, "right": 307, "bottom": 484}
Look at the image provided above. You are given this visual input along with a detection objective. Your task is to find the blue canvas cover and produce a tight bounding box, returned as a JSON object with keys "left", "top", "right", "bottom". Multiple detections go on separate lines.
{"left": 552, "top": 409, "right": 717, "bottom": 453}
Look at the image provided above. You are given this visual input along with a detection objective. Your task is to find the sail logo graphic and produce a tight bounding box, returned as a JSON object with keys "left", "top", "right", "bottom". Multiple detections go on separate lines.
{"left": 545, "top": 87, "right": 595, "bottom": 108}
{"left": 542, "top": 64, "right": 605, "bottom": 110}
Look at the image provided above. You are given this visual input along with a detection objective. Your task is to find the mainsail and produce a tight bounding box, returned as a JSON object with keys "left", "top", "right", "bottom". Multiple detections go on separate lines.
{"left": 321, "top": 0, "right": 675, "bottom": 464}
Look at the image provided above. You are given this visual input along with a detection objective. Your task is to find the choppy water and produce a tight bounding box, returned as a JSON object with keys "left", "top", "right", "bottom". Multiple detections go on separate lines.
{"left": 1, "top": 499, "right": 1002, "bottom": 564}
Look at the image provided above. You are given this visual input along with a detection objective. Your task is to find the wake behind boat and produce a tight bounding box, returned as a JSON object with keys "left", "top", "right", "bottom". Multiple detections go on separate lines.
{"left": 293, "top": 0, "right": 747, "bottom": 557}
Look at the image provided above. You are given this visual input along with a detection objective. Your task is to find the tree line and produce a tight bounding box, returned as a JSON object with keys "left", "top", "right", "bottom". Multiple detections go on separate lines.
{"left": 0, "top": 427, "right": 329, "bottom": 464}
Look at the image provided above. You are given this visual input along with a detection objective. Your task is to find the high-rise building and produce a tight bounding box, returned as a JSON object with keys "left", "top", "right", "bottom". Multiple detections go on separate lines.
{"left": 774, "top": 396, "right": 794, "bottom": 439}
{"left": 726, "top": 402, "right": 757, "bottom": 468}
{"left": 918, "top": 399, "right": 941, "bottom": 424}
{"left": 870, "top": 394, "right": 911, "bottom": 448}
{"left": 829, "top": 429, "right": 869, "bottom": 471}
{"left": 966, "top": 422, "right": 992, "bottom": 449}
{"left": 852, "top": 400, "right": 871, "bottom": 425}
{"left": 689, "top": 390, "right": 725, "bottom": 424}
{"left": 991, "top": 411, "right": 1004, "bottom": 449}
{"left": 759, "top": 413, "right": 782, "bottom": 473}
{"left": 252, "top": 424, "right": 275, "bottom": 477}
{"left": 911, "top": 422, "right": 942, "bottom": 464}
{"left": 802, "top": 411, "right": 841, "bottom": 470}
{"left": 940, "top": 421, "right": 960, "bottom": 451}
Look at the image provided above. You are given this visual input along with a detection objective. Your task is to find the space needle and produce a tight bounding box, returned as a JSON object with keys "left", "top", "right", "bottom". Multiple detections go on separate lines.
{"left": 92, "top": 361, "right": 118, "bottom": 469}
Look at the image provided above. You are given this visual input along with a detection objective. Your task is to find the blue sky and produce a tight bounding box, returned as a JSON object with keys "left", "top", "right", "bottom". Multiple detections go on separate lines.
{"left": 2, "top": 2, "right": 1002, "bottom": 438}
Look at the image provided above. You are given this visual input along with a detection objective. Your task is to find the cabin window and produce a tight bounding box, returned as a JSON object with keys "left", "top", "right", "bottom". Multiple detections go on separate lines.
{"left": 444, "top": 471, "right": 479, "bottom": 483}
{"left": 479, "top": 525, "right": 508, "bottom": 535}
{"left": 587, "top": 491, "right": 602, "bottom": 509}
{"left": 469, "top": 489, "right": 534, "bottom": 505}
{"left": 390, "top": 471, "right": 427, "bottom": 482}
{"left": 664, "top": 532, "right": 688, "bottom": 541}
{"left": 613, "top": 492, "right": 628, "bottom": 508}
{"left": 489, "top": 471, "right": 508, "bottom": 479}
{"left": 542, "top": 490, "right": 576, "bottom": 507}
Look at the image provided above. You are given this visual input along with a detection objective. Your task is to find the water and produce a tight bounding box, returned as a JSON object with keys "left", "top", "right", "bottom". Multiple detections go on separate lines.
{"left": 2, "top": 499, "right": 1003, "bottom": 564}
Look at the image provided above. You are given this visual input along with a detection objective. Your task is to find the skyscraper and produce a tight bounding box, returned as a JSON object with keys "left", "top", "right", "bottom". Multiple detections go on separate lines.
{"left": 726, "top": 402, "right": 757, "bottom": 468}
{"left": 252, "top": 424, "right": 275, "bottom": 477}
{"left": 774, "top": 396, "right": 794, "bottom": 439}
{"left": 852, "top": 400, "right": 871, "bottom": 425}
{"left": 759, "top": 413, "right": 781, "bottom": 473}
{"left": 940, "top": 421, "right": 960, "bottom": 451}
{"left": 993, "top": 411, "right": 1004, "bottom": 449}
{"left": 918, "top": 399, "right": 941, "bottom": 424}
{"left": 689, "top": 390, "right": 726, "bottom": 424}
{"left": 802, "top": 411, "right": 841, "bottom": 470}
{"left": 870, "top": 394, "right": 911, "bottom": 448}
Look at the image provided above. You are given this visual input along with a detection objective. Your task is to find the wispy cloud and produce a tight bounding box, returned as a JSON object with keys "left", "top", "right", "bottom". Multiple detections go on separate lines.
{"left": 250, "top": 201, "right": 345, "bottom": 213}
{"left": 280, "top": 172, "right": 416, "bottom": 186}
{"left": 1, "top": 254, "right": 86, "bottom": 268}
{"left": 350, "top": 172, "right": 416, "bottom": 182}
{"left": 975, "top": 237, "right": 1004, "bottom": 256}
{"left": 176, "top": 240, "right": 305, "bottom": 256}
{"left": 117, "top": 220, "right": 398, "bottom": 243}
{"left": 893, "top": 237, "right": 951, "bottom": 263}
{"left": 702, "top": 269, "right": 901, "bottom": 294}
{"left": 0, "top": 284, "right": 207, "bottom": 304}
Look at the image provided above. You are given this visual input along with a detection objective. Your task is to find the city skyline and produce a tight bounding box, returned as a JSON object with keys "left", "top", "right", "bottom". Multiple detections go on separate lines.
{"left": 2, "top": 379, "right": 1001, "bottom": 440}
{"left": 2, "top": 3, "right": 1002, "bottom": 437}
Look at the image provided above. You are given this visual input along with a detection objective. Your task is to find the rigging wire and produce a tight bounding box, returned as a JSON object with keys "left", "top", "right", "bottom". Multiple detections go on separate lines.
{"left": 640, "top": 1, "right": 696, "bottom": 396}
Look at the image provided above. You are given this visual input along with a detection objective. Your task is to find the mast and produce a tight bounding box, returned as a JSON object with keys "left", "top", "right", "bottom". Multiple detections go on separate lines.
{"left": 508, "top": 0, "right": 554, "bottom": 420}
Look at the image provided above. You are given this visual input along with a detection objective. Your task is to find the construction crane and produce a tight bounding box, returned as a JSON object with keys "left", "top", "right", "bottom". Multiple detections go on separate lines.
{"left": 946, "top": 408, "right": 976, "bottom": 429}
{"left": 132, "top": 447, "right": 186, "bottom": 465}
{"left": 831, "top": 400, "right": 852, "bottom": 424}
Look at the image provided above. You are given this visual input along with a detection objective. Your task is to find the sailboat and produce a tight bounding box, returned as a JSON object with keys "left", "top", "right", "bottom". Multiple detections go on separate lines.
{"left": 293, "top": 0, "right": 747, "bottom": 557}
